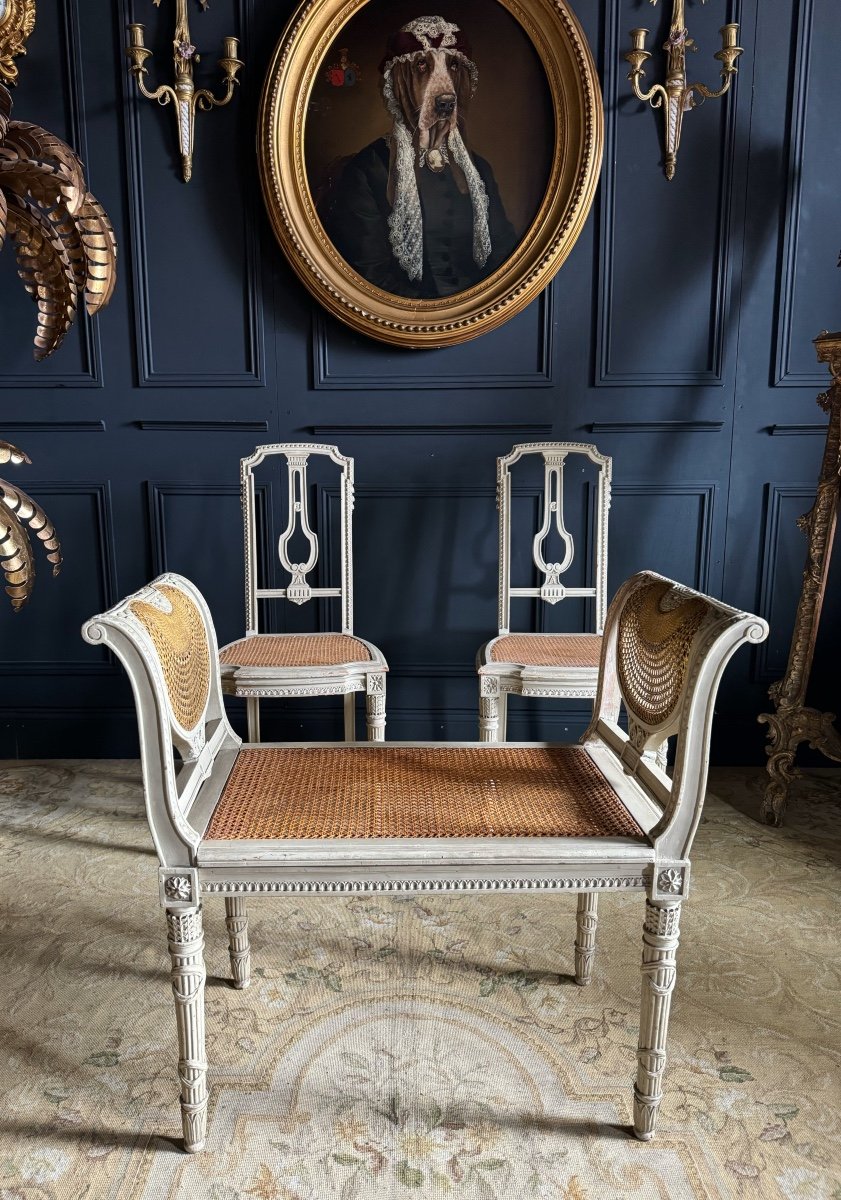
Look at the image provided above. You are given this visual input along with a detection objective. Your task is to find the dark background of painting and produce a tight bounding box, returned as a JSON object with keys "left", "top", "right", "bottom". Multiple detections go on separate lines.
{"left": 304, "top": 0, "right": 554, "bottom": 242}
{"left": 0, "top": 0, "right": 839, "bottom": 770}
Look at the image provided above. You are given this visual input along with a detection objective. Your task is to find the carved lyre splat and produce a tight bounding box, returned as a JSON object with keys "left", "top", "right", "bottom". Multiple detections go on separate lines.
{"left": 277, "top": 454, "right": 318, "bottom": 605}
{"left": 497, "top": 442, "right": 612, "bottom": 636}
{"left": 533, "top": 454, "right": 574, "bottom": 604}
{"left": 241, "top": 443, "right": 354, "bottom": 636}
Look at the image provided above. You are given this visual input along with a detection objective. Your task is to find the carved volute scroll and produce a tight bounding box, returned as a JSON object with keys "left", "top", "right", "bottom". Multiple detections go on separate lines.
{"left": 277, "top": 453, "right": 318, "bottom": 605}
{"left": 533, "top": 454, "right": 575, "bottom": 604}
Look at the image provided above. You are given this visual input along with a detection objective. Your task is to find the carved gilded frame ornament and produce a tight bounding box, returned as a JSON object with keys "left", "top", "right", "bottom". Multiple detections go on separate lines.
{"left": 258, "top": 0, "right": 603, "bottom": 348}
{"left": 0, "top": 0, "right": 35, "bottom": 85}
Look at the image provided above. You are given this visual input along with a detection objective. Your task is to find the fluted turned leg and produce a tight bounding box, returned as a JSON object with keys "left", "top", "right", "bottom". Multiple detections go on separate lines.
{"left": 498, "top": 691, "right": 508, "bottom": 742}
{"left": 633, "top": 899, "right": 681, "bottom": 1141}
{"left": 343, "top": 693, "right": 356, "bottom": 742}
{"left": 246, "top": 697, "right": 260, "bottom": 743}
{"left": 166, "top": 906, "right": 208, "bottom": 1153}
{"left": 479, "top": 692, "right": 499, "bottom": 742}
{"left": 224, "top": 896, "right": 250, "bottom": 989}
{"left": 365, "top": 675, "right": 386, "bottom": 741}
{"left": 574, "top": 892, "right": 598, "bottom": 985}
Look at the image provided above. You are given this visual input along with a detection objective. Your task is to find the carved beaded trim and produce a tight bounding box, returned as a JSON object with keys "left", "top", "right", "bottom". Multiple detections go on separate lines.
{"left": 202, "top": 876, "right": 647, "bottom": 895}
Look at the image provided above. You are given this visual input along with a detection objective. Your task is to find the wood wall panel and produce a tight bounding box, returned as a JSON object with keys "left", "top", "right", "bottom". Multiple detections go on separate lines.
{"left": 1, "top": 0, "right": 839, "bottom": 763}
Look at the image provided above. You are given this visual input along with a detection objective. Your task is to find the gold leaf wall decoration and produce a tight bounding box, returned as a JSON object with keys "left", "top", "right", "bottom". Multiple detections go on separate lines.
{"left": 0, "top": 1, "right": 117, "bottom": 359}
{"left": 0, "top": 441, "right": 62, "bottom": 611}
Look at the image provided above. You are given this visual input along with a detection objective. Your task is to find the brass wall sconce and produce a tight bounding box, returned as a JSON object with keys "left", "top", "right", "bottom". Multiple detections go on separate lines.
{"left": 126, "top": 0, "right": 243, "bottom": 182}
{"left": 625, "top": 1, "right": 742, "bottom": 180}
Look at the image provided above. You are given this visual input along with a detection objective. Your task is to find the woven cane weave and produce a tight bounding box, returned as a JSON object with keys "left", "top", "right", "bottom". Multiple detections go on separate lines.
{"left": 219, "top": 633, "right": 374, "bottom": 669}
{"left": 129, "top": 585, "right": 210, "bottom": 732}
{"left": 205, "top": 746, "right": 644, "bottom": 841}
{"left": 617, "top": 581, "right": 710, "bottom": 727}
{"left": 488, "top": 633, "right": 602, "bottom": 668}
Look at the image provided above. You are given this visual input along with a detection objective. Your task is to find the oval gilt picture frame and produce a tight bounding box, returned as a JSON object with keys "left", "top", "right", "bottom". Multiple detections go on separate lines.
{"left": 259, "top": 0, "right": 602, "bottom": 348}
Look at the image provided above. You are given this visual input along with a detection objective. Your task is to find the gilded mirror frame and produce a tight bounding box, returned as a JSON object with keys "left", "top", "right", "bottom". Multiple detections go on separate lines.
{"left": 0, "top": 0, "right": 35, "bottom": 84}
{"left": 258, "top": 0, "right": 603, "bottom": 348}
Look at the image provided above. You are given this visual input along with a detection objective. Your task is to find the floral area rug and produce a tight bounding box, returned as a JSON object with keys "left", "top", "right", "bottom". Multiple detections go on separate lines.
{"left": 0, "top": 761, "right": 839, "bottom": 1200}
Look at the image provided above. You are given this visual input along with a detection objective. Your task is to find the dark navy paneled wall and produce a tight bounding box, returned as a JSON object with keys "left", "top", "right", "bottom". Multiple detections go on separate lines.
{"left": 1, "top": 0, "right": 839, "bottom": 761}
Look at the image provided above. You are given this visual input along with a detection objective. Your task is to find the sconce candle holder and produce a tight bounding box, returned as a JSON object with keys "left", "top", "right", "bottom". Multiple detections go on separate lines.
{"left": 126, "top": 0, "right": 243, "bottom": 182}
{"left": 625, "top": 0, "right": 742, "bottom": 180}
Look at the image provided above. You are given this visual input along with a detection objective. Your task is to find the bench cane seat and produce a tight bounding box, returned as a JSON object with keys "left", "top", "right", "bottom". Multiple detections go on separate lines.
{"left": 83, "top": 569, "right": 767, "bottom": 1154}
{"left": 203, "top": 745, "right": 646, "bottom": 843}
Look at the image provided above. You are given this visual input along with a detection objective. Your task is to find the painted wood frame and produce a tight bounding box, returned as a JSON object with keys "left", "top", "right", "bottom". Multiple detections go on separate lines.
{"left": 82, "top": 568, "right": 767, "bottom": 1152}
{"left": 476, "top": 441, "right": 611, "bottom": 740}
{"left": 218, "top": 443, "right": 388, "bottom": 741}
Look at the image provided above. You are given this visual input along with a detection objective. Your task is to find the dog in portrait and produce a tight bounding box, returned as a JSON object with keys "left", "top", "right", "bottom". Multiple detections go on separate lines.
{"left": 319, "top": 15, "right": 516, "bottom": 299}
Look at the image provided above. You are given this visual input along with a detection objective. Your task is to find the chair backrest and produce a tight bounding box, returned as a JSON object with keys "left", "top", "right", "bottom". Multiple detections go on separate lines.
{"left": 242, "top": 443, "right": 354, "bottom": 636}
{"left": 82, "top": 574, "right": 241, "bottom": 865}
{"left": 497, "top": 441, "right": 612, "bottom": 636}
{"left": 583, "top": 571, "right": 768, "bottom": 864}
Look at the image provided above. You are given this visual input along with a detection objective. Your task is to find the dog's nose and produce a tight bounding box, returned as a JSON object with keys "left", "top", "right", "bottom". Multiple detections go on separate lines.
{"left": 434, "top": 92, "right": 456, "bottom": 117}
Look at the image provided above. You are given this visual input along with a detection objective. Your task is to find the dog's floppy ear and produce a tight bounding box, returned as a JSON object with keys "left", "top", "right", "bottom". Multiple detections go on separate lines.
{"left": 390, "top": 60, "right": 418, "bottom": 125}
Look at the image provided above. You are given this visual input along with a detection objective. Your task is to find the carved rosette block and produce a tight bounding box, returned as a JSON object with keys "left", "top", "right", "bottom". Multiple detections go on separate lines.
{"left": 633, "top": 899, "right": 681, "bottom": 1141}
{"left": 166, "top": 906, "right": 208, "bottom": 1152}
{"left": 574, "top": 892, "right": 598, "bottom": 985}
{"left": 224, "top": 896, "right": 251, "bottom": 989}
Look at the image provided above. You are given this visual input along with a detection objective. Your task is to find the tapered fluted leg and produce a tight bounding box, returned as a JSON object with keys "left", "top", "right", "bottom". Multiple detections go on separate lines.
{"left": 224, "top": 896, "right": 250, "bottom": 989}
{"left": 498, "top": 692, "right": 508, "bottom": 742}
{"left": 365, "top": 675, "right": 386, "bottom": 741}
{"left": 166, "top": 906, "right": 208, "bottom": 1153}
{"left": 574, "top": 892, "right": 598, "bottom": 985}
{"left": 246, "top": 697, "right": 260, "bottom": 743}
{"left": 343, "top": 693, "right": 356, "bottom": 742}
{"left": 633, "top": 899, "right": 681, "bottom": 1141}
{"left": 479, "top": 694, "right": 499, "bottom": 742}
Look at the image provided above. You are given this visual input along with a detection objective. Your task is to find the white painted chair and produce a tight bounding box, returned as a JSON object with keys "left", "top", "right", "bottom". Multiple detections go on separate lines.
{"left": 82, "top": 569, "right": 766, "bottom": 1152}
{"left": 476, "top": 441, "right": 612, "bottom": 741}
{"left": 218, "top": 443, "right": 387, "bottom": 742}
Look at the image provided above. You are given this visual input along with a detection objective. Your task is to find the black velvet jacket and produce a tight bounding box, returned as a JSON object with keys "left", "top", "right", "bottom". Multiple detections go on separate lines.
{"left": 320, "top": 137, "right": 517, "bottom": 299}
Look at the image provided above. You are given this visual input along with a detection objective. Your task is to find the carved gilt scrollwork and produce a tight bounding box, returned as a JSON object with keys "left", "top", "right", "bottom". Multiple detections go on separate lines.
{"left": 759, "top": 330, "right": 841, "bottom": 825}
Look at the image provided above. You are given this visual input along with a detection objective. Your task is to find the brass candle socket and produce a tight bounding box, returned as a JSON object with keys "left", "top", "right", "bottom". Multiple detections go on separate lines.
{"left": 624, "top": 2, "right": 742, "bottom": 181}
{"left": 125, "top": 0, "right": 243, "bottom": 183}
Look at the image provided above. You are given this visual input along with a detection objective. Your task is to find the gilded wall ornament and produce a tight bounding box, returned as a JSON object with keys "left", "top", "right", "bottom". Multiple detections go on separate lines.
{"left": 0, "top": 441, "right": 62, "bottom": 610}
{"left": 758, "top": 331, "right": 841, "bottom": 825}
{"left": 625, "top": 0, "right": 742, "bottom": 180}
{"left": 0, "top": 0, "right": 35, "bottom": 85}
{"left": 258, "top": 0, "right": 603, "bottom": 348}
{"left": 126, "top": 0, "right": 243, "bottom": 183}
{"left": 0, "top": 3, "right": 118, "bottom": 360}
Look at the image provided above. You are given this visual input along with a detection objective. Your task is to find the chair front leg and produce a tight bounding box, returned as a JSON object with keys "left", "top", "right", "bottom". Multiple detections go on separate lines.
{"left": 246, "top": 697, "right": 260, "bottom": 743}
{"left": 166, "top": 906, "right": 208, "bottom": 1153}
{"left": 634, "top": 899, "right": 681, "bottom": 1141}
{"left": 479, "top": 677, "right": 500, "bottom": 742}
{"left": 365, "top": 674, "right": 386, "bottom": 741}
{"left": 224, "top": 896, "right": 251, "bottom": 989}
{"left": 574, "top": 892, "right": 598, "bottom": 985}
{"left": 343, "top": 692, "right": 356, "bottom": 742}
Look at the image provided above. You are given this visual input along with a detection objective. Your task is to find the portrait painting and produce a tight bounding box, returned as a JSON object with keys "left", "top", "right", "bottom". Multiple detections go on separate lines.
{"left": 304, "top": 1, "right": 554, "bottom": 301}
{"left": 259, "top": 0, "right": 602, "bottom": 346}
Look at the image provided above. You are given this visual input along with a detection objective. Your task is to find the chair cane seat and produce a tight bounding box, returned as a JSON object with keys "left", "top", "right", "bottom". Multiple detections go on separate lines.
{"left": 204, "top": 745, "right": 646, "bottom": 842}
{"left": 219, "top": 632, "right": 377, "bottom": 670}
{"left": 486, "top": 633, "right": 602, "bottom": 669}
